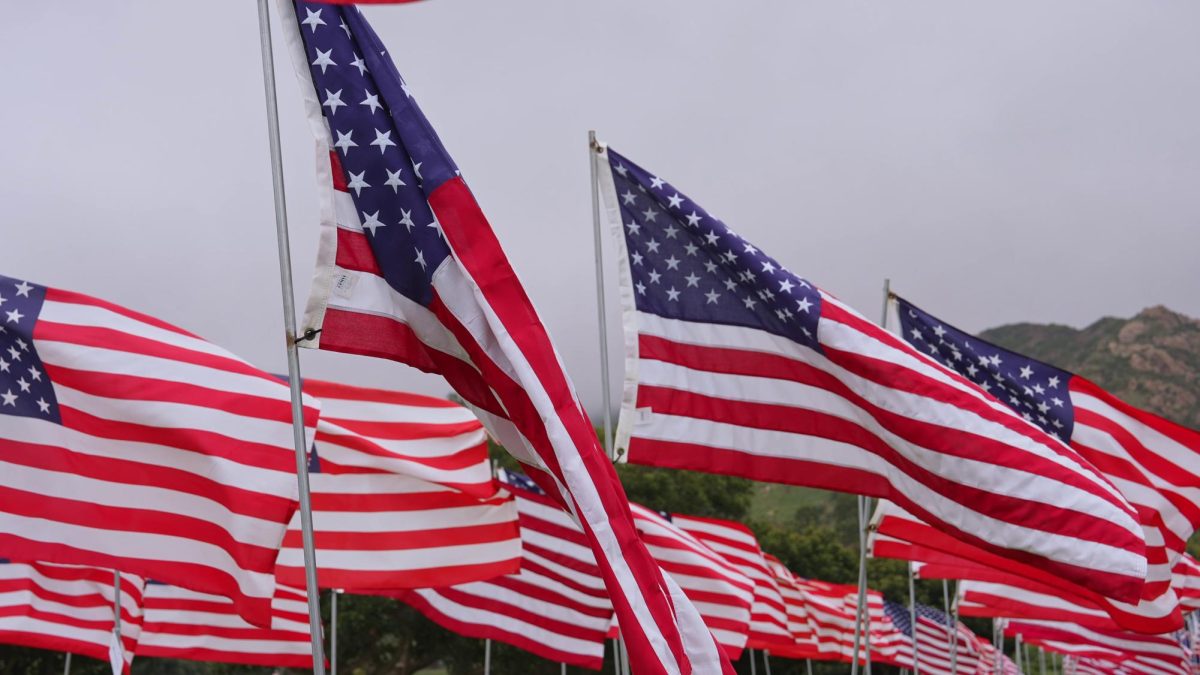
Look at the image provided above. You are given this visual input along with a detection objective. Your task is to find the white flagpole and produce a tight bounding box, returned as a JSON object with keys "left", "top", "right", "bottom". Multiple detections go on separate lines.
{"left": 764, "top": 649, "right": 773, "bottom": 675}
{"left": 330, "top": 590, "right": 339, "bottom": 675}
{"left": 750, "top": 648, "right": 757, "bottom": 675}
{"left": 62, "top": 652, "right": 71, "bottom": 675}
{"left": 562, "top": 662, "right": 567, "bottom": 675}
{"left": 612, "top": 639, "right": 620, "bottom": 675}
{"left": 588, "top": 130, "right": 615, "bottom": 460}
{"left": 908, "top": 562, "right": 920, "bottom": 675}
{"left": 949, "top": 581, "right": 960, "bottom": 675}
{"left": 253, "top": 1, "right": 326, "bottom": 672}
{"left": 484, "top": 638, "right": 492, "bottom": 675}
{"left": 1015, "top": 634, "right": 1023, "bottom": 673}
{"left": 111, "top": 571, "right": 122, "bottom": 675}
{"left": 806, "top": 658, "right": 814, "bottom": 675}
{"left": 1038, "top": 647, "right": 1046, "bottom": 675}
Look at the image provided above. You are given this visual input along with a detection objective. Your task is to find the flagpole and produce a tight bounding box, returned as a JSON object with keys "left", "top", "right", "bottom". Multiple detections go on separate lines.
{"left": 484, "top": 638, "right": 491, "bottom": 675}
{"left": 112, "top": 571, "right": 122, "bottom": 675}
{"left": 62, "top": 652, "right": 71, "bottom": 675}
{"left": 764, "top": 649, "right": 772, "bottom": 675}
{"left": 908, "top": 562, "right": 920, "bottom": 675}
{"left": 1014, "top": 634, "right": 1023, "bottom": 673}
{"left": 949, "top": 581, "right": 959, "bottom": 675}
{"left": 587, "top": 130, "right": 614, "bottom": 460}
{"left": 253, "top": 1, "right": 327, "bottom": 672}
{"left": 750, "top": 648, "right": 757, "bottom": 675}
{"left": 330, "top": 590, "right": 338, "bottom": 675}
{"left": 1038, "top": 647, "right": 1046, "bottom": 675}
{"left": 612, "top": 639, "right": 620, "bottom": 675}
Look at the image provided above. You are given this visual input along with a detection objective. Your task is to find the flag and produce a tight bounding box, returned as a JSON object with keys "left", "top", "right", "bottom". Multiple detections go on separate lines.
{"left": 398, "top": 472, "right": 614, "bottom": 669}
{"left": 591, "top": 143, "right": 1147, "bottom": 604}
{"left": 277, "top": 2, "right": 728, "bottom": 671}
{"left": 0, "top": 560, "right": 142, "bottom": 673}
{"left": 671, "top": 515, "right": 793, "bottom": 650}
{"left": 956, "top": 579, "right": 1115, "bottom": 630}
{"left": 0, "top": 274, "right": 319, "bottom": 626}
{"left": 871, "top": 499, "right": 1179, "bottom": 634}
{"left": 881, "top": 600, "right": 983, "bottom": 675}
{"left": 137, "top": 581, "right": 313, "bottom": 668}
{"left": 893, "top": 295, "right": 1200, "bottom": 607}
{"left": 628, "top": 504, "right": 755, "bottom": 658}
{"left": 1008, "top": 620, "right": 1188, "bottom": 675}
{"left": 763, "top": 555, "right": 822, "bottom": 659}
{"left": 273, "top": 383, "right": 521, "bottom": 590}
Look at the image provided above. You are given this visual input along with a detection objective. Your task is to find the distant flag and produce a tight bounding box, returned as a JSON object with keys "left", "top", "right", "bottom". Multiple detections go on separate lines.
{"left": 1007, "top": 620, "right": 1189, "bottom": 675}
{"left": 136, "top": 582, "right": 313, "bottom": 669}
{"left": 956, "top": 579, "right": 1115, "bottom": 630}
{"left": 591, "top": 142, "right": 1147, "bottom": 603}
{"left": 0, "top": 274, "right": 319, "bottom": 627}
{"left": 881, "top": 600, "right": 983, "bottom": 675}
{"left": 398, "top": 471, "right": 614, "bottom": 669}
{"left": 274, "top": 383, "right": 521, "bottom": 590}
{"left": 0, "top": 561, "right": 142, "bottom": 673}
{"left": 277, "top": 2, "right": 728, "bottom": 671}
{"left": 763, "top": 555, "right": 822, "bottom": 659}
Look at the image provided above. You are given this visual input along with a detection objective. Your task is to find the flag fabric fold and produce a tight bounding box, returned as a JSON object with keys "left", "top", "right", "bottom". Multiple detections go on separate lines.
{"left": 591, "top": 142, "right": 1147, "bottom": 604}
{"left": 276, "top": 6, "right": 727, "bottom": 670}
{"left": 0, "top": 274, "right": 319, "bottom": 627}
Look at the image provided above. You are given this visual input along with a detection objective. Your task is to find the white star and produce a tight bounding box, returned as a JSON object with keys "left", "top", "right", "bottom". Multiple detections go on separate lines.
{"left": 663, "top": 224, "right": 679, "bottom": 239}
{"left": 301, "top": 8, "right": 326, "bottom": 32}
{"left": 684, "top": 273, "right": 700, "bottom": 287}
{"left": 370, "top": 129, "right": 396, "bottom": 154}
{"left": 723, "top": 278, "right": 737, "bottom": 291}
{"left": 14, "top": 281, "right": 32, "bottom": 297}
{"left": 414, "top": 249, "right": 427, "bottom": 270}
{"left": 27, "top": 365, "right": 40, "bottom": 381}
{"left": 981, "top": 381, "right": 992, "bottom": 392}
{"left": 1037, "top": 401, "right": 1050, "bottom": 414}
{"left": 311, "top": 48, "right": 337, "bottom": 74}
{"left": 0, "top": 390, "right": 15, "bottom": 407}
{"left": 685, "top": 211, "right": 702, "bottom": 227}
{"left": 1032, "top": 384, "right": 1045, "bottom": 395}
{"left": 16, "top": 377, "right": 29, "bottom": 393}
{"left": 360, "top": 210, "right": 385, "bottom": 236}
{"left": 664, "top": 256, "right": 681, "bottom": 271}
{"left": 398, "top": 209, "right": 415, "bottom": 231}
{"left": 642, "top": 207, "right": 659, "bottom": 222}
{"left": 346, "top": 171, "right": 370, "bottom": 196}
{"left": 5, "top": 346, "right": 18, "bottom": 362}
{"left": 933, "top": 325, "right": 947, "bottom": 338}
{"left": 966, "top": 364, "right": 979, "bottom": 377}
{"left": 412, "top": 162, "right": 423, "bottom": 181}
{"left": 649, "top": 176, "right": 665, "bottom": 189}
{"left": 648, "top": 270, "right": 662, "bottom": 284}
{"left": 1047, "top": 376, "right": 1060, "bottom": 389}
{"left": 779, "top": 279, "right": 794, "bottom": 294}
{"left": 350, "top": 53, "right": 368, "bottom": 76}
{"left": 621, "top": 190, "right": 637, "bottom": 206}
{"left": 796, "top": 297, "right": 813, "bottom": 313}
{"left": 15, "top": 338, "right": 27, "bottom": 351}
{"left": 1019, "top": 365, "right": 1033, "bottom": 379}
{"left": 333, "top": 130, "right": 357, "bottom": 154}
{"left": 36, "top": 397, "right": 50, "bottom": 414}
{"left": 667, "top": 193, "right": 684, "bottom": 208}
{"left": 684, "top": 243, "right": 699, "bottom": 256}
{"left": 910, "top": 328, "right": 924, "bottom": 341}
{"left": 626, "top": 221, "right": 641, "bottom": 236}
{"left": 635, "top": 281, "right": 646, "bottom": 295}
{"left": 705, "top": 290, "right": 720, "bottom": 304}
{"left": 761, "top": 261, "right": 776, "bottom": 274}
{"left": 426, "top": 216, "right": 441, "bottom": 231}
{"left": 703, "top": 260, "right": 718, "bottom": 274}
{"left": 322, "top": 89, "right": 346, "bottom": 115}
{"left": 385, "top": 168, "right": 406, "bottom": 192}
{"left": 666, "top": 287, "right": 681, "bottom": 302}
{"left": 401, "top": 81, "right": 413, "bottom": 99}
{"left": 339, "top": 18, "right": 351, "bottom": 37}
{"left": 743, "top": 297, "right": 757, "bottom": 310}
{"left": 361, "top": 90, "right": 382, "bottom": 114}
{"left": 0, "top": 359, "right": 8, "bottom": 373}
{"left": 743, "top": 243, "right": 758, "bottom": 254}
{"left": 978, "top": 355, "right": 990, "bottom": 367}
{"left": 614, "top": 164, "right": 629, "bottom": 177}
{"left": 703, "top": 231, "right": 719, "bottom": 246}
{"left": 645, "top": 239, "right": 661, "bottom": 253}
{"left": 5, "top": 309, "right": 23, "bottom": 324}
{"left": 631, "top": 252, "right": 644, "bottom": 266}
{"left": 1052, "top": 397, "right": 1064, "bottom": 407}
{"left": 0, "top": 294, "right": 5, "bottom": 306}
{"left": 989, "top": 354, "right": 1002, "bottom": 367}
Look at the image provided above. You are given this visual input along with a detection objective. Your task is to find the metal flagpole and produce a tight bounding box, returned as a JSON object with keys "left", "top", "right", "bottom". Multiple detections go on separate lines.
{"left": 1038, "top": 647, "right": 1046, "bottom": 675}
{"left": 993, "top": 619, "right": 1004, "bottom": 675}
{"left": 949, "top": 581, "right": 960, "bottom": 675}
{"left": 111, "top": 571, "right": 122, "bottom": 675}
{"left": 612, "top": 639, "right": 620, "bottom": 675}
{"left": 764, "top": 649, "right": 772, "bottom": 675}
{"left": 484, "top": 638, "right": 492, "bottom": 675}
{"left": 330, "top": 590, "right": 338, "bottom": 675}
{"left": 1014, "top": 634, "right": 1022, "bottom": 674}
{"left": 253, "top": 1, "right": 327, "bottom": 672}
{"left": 562, "top": 662, "right": 567, "bottom": 675}
{"left": 62, "top": 652, "right": 71, "bottom": 675}
{"left": 588, "top": 130, "right": 615, "bottom": 461}
{"left": 750, "top": 648, "right": 757, "bottom": 675}
{"left": 806, "top": 658, "right": 813, "bottom": 675}
{"left": 620, "top": 637, "right": 631, "bottom": 675}
{"left": 908, "top": 562, "right": 920, "bottom": 675}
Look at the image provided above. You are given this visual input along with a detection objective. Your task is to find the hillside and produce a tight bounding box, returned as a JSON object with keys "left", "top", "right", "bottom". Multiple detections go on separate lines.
{"left": 751, "top": 305, "right": 1200, "bottom": 527}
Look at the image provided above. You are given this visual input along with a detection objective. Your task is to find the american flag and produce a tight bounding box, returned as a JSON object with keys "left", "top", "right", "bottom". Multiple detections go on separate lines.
{"left": 277, "top": 3, "right": 728, "bottom": 671}
{"left": 0, "top": 560, "right": 142, "bottom": 672}
{"left": 871, "top": 499, "right": 1179, "bottom": 634}
{"left": 398, "top": 471, "right": 614, "bottom": 669}
{"left": 882, "top": 600, "right": 983, "bottom": 675}
{"left": 137, "top": 582, "right": 313, "bottom": 669}
{"left": 763, "top": 555, "right": 823, "bottom": 659}
{"left": 1171, "top": 555, "right": 1200, "bottom": 611}
{"left": 592, "top": 143, "right": 1147, "bottom": 605}
{"left": 671, "top": 515, "right": 793, "bottom": 651}
{"left": 894, "top": 295, "right": 1200, "bottom": 607}
{"left": 956, "top": 579, "right": 1114, "bottom": 630}
{"left": 627, "top": 504, "right": 756, "bottom": 658}
{"left": 273, "top": 383, "right": 521, "bottom": 591}
{"left": 1009, "top": 620, "right": 1188, "bottom": 675}
{"left": 0, "top": 274, "right": 319, "bottom": 627}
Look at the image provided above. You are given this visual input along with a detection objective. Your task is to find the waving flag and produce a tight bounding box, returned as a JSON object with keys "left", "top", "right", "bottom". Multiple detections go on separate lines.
{"left": 592, "top": 142, "right": 1146, "bottom": 603}
{"left": 399, "top": 471, "right": 614, "bottom": 669}
{"left": 137, "top": 582, "right": 312, "bottom": 669}
{"left": 274, "top": 384, "right": 521, "bottom": 590}
{"left": 0, "top": 274, "right": 318, "bottom": 626}
{"left": 881, "top": 600, "right": 983, "bottom": 675}
{"left": 1008, "top": 620, "right": 1188, "bottom": 675}
{"left": 0, "top": 561, "right": 143, "bottom": 673}
{"left": 894, "top": 295, "right": 1200, "bottom": 606}
{"left": 277, "top": 3, "right": 727, "bottom": 672}
{"left": 763, "top": 555, "right": 822, "bottom": 659}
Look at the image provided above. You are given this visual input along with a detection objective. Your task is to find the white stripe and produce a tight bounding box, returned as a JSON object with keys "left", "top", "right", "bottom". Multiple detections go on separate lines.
{"left": 277, "top": 540, "right": 518, "bottom": 572}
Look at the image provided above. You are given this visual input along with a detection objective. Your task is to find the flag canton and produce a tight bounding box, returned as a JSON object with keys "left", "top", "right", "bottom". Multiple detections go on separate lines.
{"left": 498, "top": 468, "right": 544, "bottom": 495}
{"left": 606, "top": 149, "right": 822, "bottom": 352}
{"left": 0, "top": 275, "right": 60, "bottom": 424}
{"left": 883, "top": 599, "right": 914, "bottom": 636}
{"left": 914, "top": 602, "right": 951, "bottom": 627}
{"left": 895, "top": 296, "right": 1075, "bottom": 441}
{"left": 295, "top": 1, "right": 457, "bottom": 307}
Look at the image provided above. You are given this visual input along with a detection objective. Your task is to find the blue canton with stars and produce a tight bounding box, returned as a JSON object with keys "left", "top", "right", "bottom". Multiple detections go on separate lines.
{"left": 498, "top": 468, "right": 544, "bottom": 495}
{"left": 606, "top": 149, "right": 822, "bottom": 351}
{"left": 295, "top": 1, "right": 460, "bottom": 307}
{"left": 882, "top": 599, "right": 953, "bottom": 637}
{"left": 0, "top": 275, "right": 61, "bottom": 424}
{"left": 895, "top": 296, "right": 1075, "bottom": 441}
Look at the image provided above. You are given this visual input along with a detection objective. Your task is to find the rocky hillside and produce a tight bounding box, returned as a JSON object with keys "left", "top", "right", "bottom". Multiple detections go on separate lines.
{"left": 981, "top": 306, "right": 1200, "bottom": 428}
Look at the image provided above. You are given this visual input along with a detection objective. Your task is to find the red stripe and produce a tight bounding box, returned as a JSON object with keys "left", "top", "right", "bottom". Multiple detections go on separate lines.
{"left": 275, "top": 558, "right": 520, "bottom": 591}
{"left": 335, "top": 226, "right": 383, "bottom": 275}
{"left": 44, "top": 288, "right": 197, "bottom": 339}
{"left": 282, "top": 520, "right": 519, "bottom": 551}
{"left": 315, "top": 428, "right": 486, "bottom": 471}
{"left": 136, "top": 644, "right": 313, "bottom": 669}
{"left": 307, "top": 488, "right": 509, "bottom": 512}
{"left": 305, "top": 377, "right": 461, "bottom": 407}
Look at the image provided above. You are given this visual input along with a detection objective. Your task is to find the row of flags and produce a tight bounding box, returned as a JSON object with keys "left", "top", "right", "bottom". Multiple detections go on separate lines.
{"left": 3, "top": 0, "right": 1200, "bottom": 674}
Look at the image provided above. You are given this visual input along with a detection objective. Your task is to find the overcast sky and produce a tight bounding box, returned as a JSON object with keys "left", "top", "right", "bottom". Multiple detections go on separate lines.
{"left": 4, "top": 2, "right": 1199, "bottom": 410}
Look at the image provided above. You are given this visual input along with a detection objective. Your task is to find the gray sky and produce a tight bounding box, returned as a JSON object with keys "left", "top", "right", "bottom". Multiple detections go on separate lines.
{"left": 4, "top": 2, "right": 1199, "bottom": 410}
